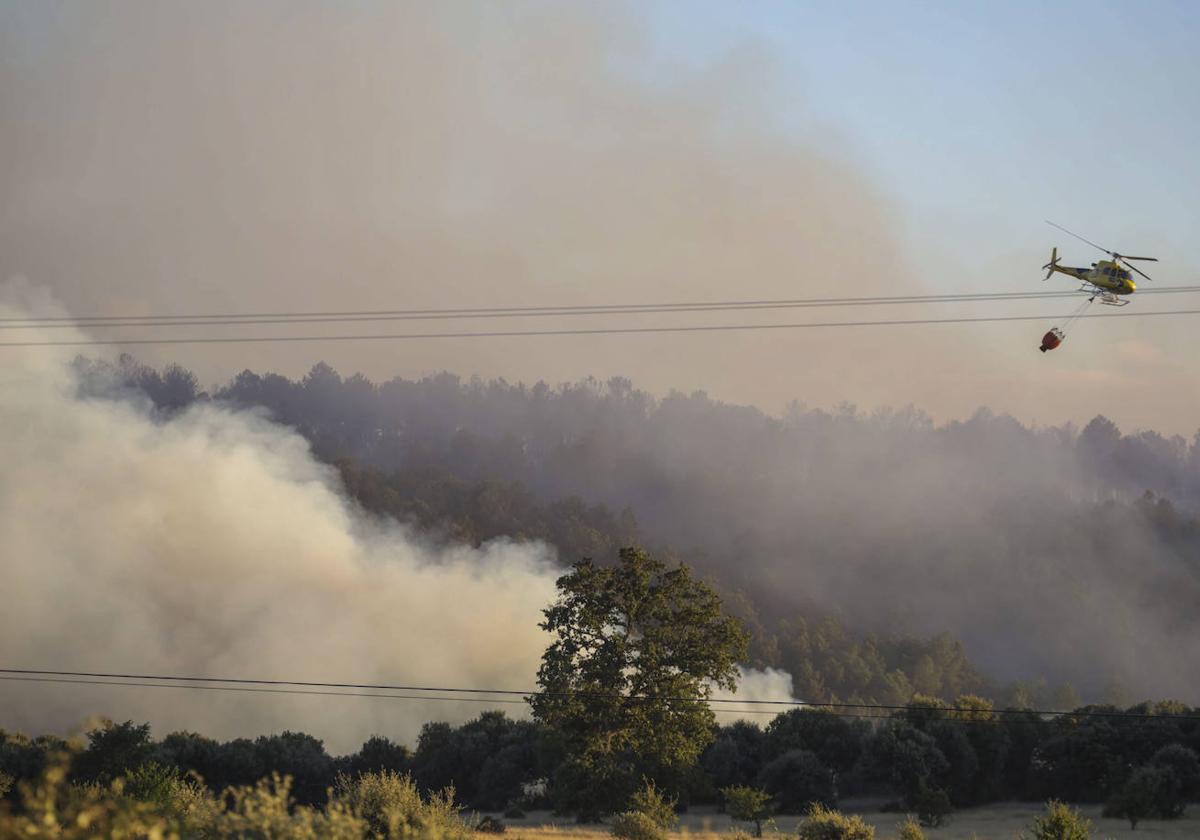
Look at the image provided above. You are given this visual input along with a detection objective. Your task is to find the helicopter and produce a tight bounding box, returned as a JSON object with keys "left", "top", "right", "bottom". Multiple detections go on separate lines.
{"left": 1037, "top": 221, "right": 1159, "bottom": 353}
{"left": 1041, "top": 220, "right": 1157, "bottom": 307}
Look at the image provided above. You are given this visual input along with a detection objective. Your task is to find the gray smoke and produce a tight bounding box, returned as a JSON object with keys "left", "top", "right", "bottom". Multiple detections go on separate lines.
{"left": 0, "top": 282, "right": 796, "bottom": 751}
{"left": 0, "top": 282, "right": 565, "bottom": 753}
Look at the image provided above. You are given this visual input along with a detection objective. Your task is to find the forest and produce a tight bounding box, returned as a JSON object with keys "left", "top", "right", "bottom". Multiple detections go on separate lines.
{"left": 81, "top": 356, "right": 1200, "bottom": 708}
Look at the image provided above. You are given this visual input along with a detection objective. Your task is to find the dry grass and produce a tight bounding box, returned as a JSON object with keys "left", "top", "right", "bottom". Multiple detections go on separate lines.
{"left": 486, "top": 802, "right": 1200, "bottom": 840}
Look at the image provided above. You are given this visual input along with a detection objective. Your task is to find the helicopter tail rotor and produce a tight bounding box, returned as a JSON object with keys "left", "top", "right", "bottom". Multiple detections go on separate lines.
{"left": 1042, "top": 247, "right": 1059, "bottom": 280}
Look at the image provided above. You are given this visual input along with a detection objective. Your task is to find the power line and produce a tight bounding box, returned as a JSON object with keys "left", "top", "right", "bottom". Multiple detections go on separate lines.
{"left": 3, "top": 307, "right": 1200, "bottom": 348}
{"left": 0, "top": 675, "right": 530, "bottom": 705}
{"left": 0, "top": 677, "right": 1010, "bottom": 724}
{"left": 3, "top": 669, "right": 1195, "bottom": 723}
{"left": 0, "top": 297, "right": 1083, "bottom": 330}
{"left": 4, "top": 286, "right": 1199, "bottom": 328}
{"left": 0, "top": 675, "right": 783, "bottom": 718}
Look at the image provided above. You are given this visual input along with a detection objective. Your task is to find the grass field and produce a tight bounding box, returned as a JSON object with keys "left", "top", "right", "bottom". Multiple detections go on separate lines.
{"left": 488, "top": 802, "right": 1200, "bottom": 840}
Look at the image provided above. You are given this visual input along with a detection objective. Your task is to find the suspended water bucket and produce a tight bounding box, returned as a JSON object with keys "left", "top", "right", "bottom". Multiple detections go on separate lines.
{"left": 1039, "top": 327, "right": 1065, "bottom": 353}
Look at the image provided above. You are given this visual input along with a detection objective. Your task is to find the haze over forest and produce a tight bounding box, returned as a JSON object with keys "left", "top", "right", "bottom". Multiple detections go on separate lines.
{"left": 3, "top": 263, "right": 1198, "bottom": 752}
{"left": 167, "top": 354, "right": 1200, "bottom": 704}
{"left": 3, "top": 0, "right": 1200, "bottom": 770}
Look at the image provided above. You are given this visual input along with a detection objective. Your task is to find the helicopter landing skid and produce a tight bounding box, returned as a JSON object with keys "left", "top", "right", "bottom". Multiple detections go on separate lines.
{"left": 1078, "top": 286, "right": 1130, "bottom": 306}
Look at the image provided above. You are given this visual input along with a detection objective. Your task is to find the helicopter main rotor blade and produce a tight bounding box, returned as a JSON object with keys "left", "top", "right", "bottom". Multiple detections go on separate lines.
{"left": 1045, "top": 220, "right": 1113, "bottom": 257}
{"left": 1122, "top": 261, "right": 1155, "bottom": 282}
{"left": 1113, "top": 255, "right": 1158, "bottom": 262}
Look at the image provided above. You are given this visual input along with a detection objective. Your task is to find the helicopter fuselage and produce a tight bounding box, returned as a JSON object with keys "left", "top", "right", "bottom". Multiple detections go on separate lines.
{"left": 1049, "top": 260, "right": 1136, "bottom": 295}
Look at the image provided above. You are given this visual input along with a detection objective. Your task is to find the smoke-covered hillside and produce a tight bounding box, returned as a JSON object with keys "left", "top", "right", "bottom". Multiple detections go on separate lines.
{"left": 116, "top": 359, "right": 1200, "bottom": 703}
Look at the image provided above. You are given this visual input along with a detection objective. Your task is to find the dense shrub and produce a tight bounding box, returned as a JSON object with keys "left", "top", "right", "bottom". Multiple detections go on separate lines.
{"left": 0, "top": 759, "right": 484, "bottom": 840}
{"left": 345, "top": 736, "right": 412, "bottom": 777}
{"left": 332, "top": 770, "right": 470, "bottom": 840}
{"left": 610, "top": 810, "right": 668, "bottom": 840}
{"left": 610, "top": 781, "right": 678, "bottom": 840}
{"left": 253, "top": 731, "right": 336, "bottom": 806}
{"left": 3, "top": 764, "right": 182, "bottom": 839}
{"left": 1026, "top": 800, "right": 1092, "bottom": 840}
{"left": 1148, "top": 743, "right": 1200, "bottom": 808}
{"left": 912, "top": 783, "right": 951, "bottom": 828}
{"left": 795, "top": 804, "right": 875, "bottom": 840}
{"left": 476, "top": 815, "right": 506, "bottom": 833}
{"left": 721, "top": 785, "right": 773, "bottom": 837}
{"left": 72, "top": 721, "right": 153, "bottom": 784}
{"left": 896, "top": 816, "right": 925, "bottom": 840}
{"left": 212, "top": 773, "right": 366, "bottom": 838}
{"left": 758, "top": 749, "right": 836, "bottom": 813}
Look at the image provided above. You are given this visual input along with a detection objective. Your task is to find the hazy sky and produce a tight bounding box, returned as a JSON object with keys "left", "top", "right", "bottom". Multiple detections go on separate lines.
{"left": 2, "top": 1, "right": 1198, "bottom": 433}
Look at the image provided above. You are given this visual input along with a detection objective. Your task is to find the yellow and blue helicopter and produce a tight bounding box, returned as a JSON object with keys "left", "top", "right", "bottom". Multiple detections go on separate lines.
{"left": 1042, "top": 220, "right": 1157, "bottom": 307}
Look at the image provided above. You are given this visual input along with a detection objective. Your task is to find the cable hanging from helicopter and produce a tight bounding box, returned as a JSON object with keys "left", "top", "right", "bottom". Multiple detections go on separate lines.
{"left": 1037, "top": 221, "right": 1158, "bottom": 353}
{"left": 1039, "top": 296, "right": 1094, "bottom": 352}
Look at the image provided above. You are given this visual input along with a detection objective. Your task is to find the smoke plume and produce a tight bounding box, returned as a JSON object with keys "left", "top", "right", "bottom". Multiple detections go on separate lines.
{"left": 0, "top": 284, "right": 795, "bottom": 752}
{"left": 711, "top": 667, "right": 798, "bottom": 724}
{"left": 0, "top": 283, "right": 565, "bottom": 753}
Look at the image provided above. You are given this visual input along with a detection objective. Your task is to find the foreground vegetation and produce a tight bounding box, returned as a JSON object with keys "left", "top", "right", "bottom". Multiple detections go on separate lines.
{"left": 0, "top": 759, "right": 472, "bottom": 839}
{"left": 4, "top": 689, "right": 1198, "bottom": 832}
{"left": 506, "top": 803, "right": 1200, "bottom": 840}
{"left": 3, "top": 760, "right": 1194, "bottom": 840}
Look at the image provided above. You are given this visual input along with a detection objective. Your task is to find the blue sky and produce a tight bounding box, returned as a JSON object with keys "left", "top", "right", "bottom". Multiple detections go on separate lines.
{"left": 644, "top": 1, "right": 1200, "bottom": 273}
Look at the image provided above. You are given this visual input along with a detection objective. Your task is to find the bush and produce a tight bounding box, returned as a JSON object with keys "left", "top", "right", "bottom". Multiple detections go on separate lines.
{"left": 912, "top": 783, "right": 951, "bottom": 828}
{"left": 721, "top": 785, "right": 773, "bottom": 837}
{"left": 1149, "top": 743, "right": 1200, "bottom": 812}
{"left": 611, "top": 810, "right": 669, "bottom": 840}
{"left": 795, "top": 804, "right": 874, "bottom": 840}
{"left": 332, "top": 770, "right": 471, "bottom": 840}
{"left": 211, "top": 773, "right": 367, "bottom": 838}
{"left": 477, "top": 815, "right": 507, "bottom": 833}
{"left": 1, "top": 732, "right": 65, "bottom": 793}
{"left": 758, "top": 749, "right": 836, "bottom": 813}
{"left": 346, "top": 735, "right": 412, "bottom": 777}
{"left": 0, "top": 771, "right": 12, "bottom": 799}
{"left": 123, "top": 761, "right": 218, "bottom": 831}
{"left": 504, "top": 805, "right": 526, "bottom": 818}
{"left": 610, "top": 781, "right": 678, "bottom": 840}
{"left": 72, "top": 720, "right": 153, "bottom": 784}
{"left": 2, "top": 760, "right": 488, "bottom": 840}
{"left": 897, "top": 816, "right": 925, "bottom": 840}
{"left": 1104, "top": 765, "right": 1173, "bottom": 829}
{"left": 1026, "top": 800, "right": 1092, "bottom": 840}
{"left": 629, "top": 780, "right": 678, "bottom": 831}
{"left": 252, "top": 731, "right": 336, "bottom": 806}
{"left": 1, "top": 762, "right": 182, "bottom": 839}
{"left": 123, "top": 761, "right": 180, "bottom": 803}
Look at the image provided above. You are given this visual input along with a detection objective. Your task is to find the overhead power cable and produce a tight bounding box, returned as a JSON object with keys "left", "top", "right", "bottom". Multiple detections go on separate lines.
{"left": 2, "top": 307, "right": 1200, "bottom": 348}
{"left": 3, "top": 286, "right": 1200, "bottom": 328}
{"left": 2, "top": 669, "right": 1195, "bottom": 723}
{"left": 0, "top": 675, "right": 529, "bottom": 705}
{"left": 0, "top": 675, "right": 788, "bottom": 717}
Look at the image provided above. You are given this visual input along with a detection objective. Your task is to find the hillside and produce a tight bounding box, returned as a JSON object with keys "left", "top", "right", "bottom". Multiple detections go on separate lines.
{"left": 94, "top": 357, "right": 1200, "bottom": 705}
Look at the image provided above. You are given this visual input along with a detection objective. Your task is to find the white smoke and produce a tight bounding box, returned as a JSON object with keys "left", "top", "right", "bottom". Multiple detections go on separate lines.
{"left": 0, "top": 281, "right": 562, "bottom": 754}
{"left": 710, "top": 666, "right": 798, "bottom": 725}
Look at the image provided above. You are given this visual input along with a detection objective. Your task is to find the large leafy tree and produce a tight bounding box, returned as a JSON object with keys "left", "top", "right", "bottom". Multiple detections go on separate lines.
{"left": 532, "top": 548, "right": 747, "bottom": 817}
